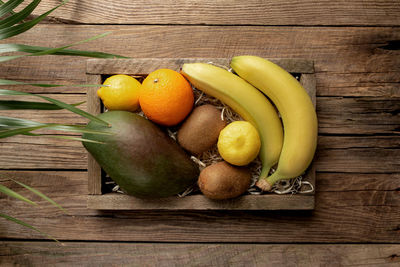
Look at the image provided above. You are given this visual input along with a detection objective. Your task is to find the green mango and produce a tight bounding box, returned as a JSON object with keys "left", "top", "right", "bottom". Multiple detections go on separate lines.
{"left": 82, "top": 111, "right": 199, "bottom": 198}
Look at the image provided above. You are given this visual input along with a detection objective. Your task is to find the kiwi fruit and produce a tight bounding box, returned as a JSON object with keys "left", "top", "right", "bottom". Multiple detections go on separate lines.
{"left": 177, "top": 104, "right": 226, "bottom": 155}
{"left": 198, "top": 161, "right": 251, "bottom": 200}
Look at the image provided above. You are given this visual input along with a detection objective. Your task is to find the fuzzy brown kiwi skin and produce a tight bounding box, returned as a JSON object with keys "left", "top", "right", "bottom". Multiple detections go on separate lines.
{"left": 177, "top": 104, "right": 226, "bottom": 155}
{"left": 198, "top": 161, "right": 251, "bottom": 200}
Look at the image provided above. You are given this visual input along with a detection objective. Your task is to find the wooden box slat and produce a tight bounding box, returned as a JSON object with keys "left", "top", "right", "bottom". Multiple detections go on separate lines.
{"left": 86, "top": 74, "right": 102, "bottom": 195}
{"left": 86, "top": 58, "right": 315, "bottom": 75}
{"left": 86, "top": 58, "right": 316, "bottom": 210}
{"left": 87, "top": 193, "right": 314, "bottom": 210}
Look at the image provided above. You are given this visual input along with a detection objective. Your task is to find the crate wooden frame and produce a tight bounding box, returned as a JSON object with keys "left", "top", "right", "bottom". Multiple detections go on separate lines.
{"left": 85, "top": 58, "right": 316, "bottom": 210}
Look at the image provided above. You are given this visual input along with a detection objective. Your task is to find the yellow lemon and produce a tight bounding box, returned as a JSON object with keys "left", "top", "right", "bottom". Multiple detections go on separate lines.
{"left": 217, "top": 121, "right": 261, "bottom": 166}
{"left": 97, "top": 74, "right": 141, "bottom": 111}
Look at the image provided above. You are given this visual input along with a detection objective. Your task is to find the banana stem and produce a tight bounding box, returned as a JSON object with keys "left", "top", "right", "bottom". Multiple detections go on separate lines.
{"left": 266, "top": 172, "right": 284, "bottom": 187}
{"left": 256, "top": 179, "right": 272, "bottom": 192}
{"left": 256, "top": 166, "right": 272, "bottom": 191}
{"left": 259, "top": 166, "right": 270, "bottom": 181}
{"left": 256, "top": 171, "right": 283, "bottom": 192}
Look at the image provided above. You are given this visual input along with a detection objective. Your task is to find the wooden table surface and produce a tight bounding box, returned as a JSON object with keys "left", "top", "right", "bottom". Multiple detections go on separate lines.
{"left": 1, "top": 1, "right": 399, "bottom": 266}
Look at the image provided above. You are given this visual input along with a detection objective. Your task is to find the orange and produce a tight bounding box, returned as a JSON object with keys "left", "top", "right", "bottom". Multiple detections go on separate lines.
{"left": 139, "top": 69, "right": 194, "bottom": 126}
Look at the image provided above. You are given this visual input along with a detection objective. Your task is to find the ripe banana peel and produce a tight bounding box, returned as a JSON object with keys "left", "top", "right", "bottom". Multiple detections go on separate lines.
{"left": 230, "top": 56, "right": 318, "bottom": 191}
{"left": 181, "top": 63, "right": 283, "bottom": 179}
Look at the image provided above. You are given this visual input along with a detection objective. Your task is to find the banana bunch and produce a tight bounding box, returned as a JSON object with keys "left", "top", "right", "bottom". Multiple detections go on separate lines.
{"left": 181, "top": 56, "right": 318, "bottom": 191}
{"left": 230, "top": 56, "right": 318, "bottom": 191}
{"left": 181, "top": 63, "right": 284, "bottom": 179}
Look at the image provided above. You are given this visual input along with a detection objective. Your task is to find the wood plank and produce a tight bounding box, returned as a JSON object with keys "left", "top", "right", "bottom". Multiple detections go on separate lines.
{"left": 0, "top": 135, "right": 86, "bottom": 169}
{"left": 317, "top": 173, "right": 400, "bottom": 192}
{"left": 0, "top": 171, "right": 399, "bottom": 243}
{"left": 317, "top": 72, "right": 400, "bottom": 97}
{"left": 316, "top": 136, "right": 400, "bottom": 173}
{"left": 1, "top": 95, "right": 397, "bottom": 136}
{"left": 1, "top": 134, "right": 398, "bottom": 172}
{"left": 2, "top": 170, "right": 398, "bottom": 205}
{"left": 300, "top": 74, "right": 316, "bottom": 106}
{"left": 1, "top": 193, "right": 399, "bottom": 243}
{"left": 1, "top": 26, "right": 399, "bottom": 96}
{"left": 1, "top": 242, "right": 400, "bottom": 266}
{"left": 87, "top": 193, "right": 315, "bottom": 210}
{"left": 317, "top": 97, "right": 400, "bottom": 135}
{"left": 28, "top": 0, "right": 400, "bottom": 26}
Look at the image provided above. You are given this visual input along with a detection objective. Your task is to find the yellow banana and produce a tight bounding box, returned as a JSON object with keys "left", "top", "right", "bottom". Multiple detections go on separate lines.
{"left": 181, "top": 63, "right": 283, "bottom": 179}
{"left": 230, "top": 56, "right": 318, "bottom": 191}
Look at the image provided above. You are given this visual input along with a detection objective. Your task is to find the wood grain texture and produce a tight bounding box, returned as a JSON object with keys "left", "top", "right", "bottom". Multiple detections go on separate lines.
{"left": 1, "top": 242, "right": 400, "bottom": 266}
{"left": 87, "top": 193, "right": 315, "bottom": 210}
{"left": 1, "top": 25, "right": 399, "bottom": 96}
{"left": 27, "top": 0, "right": 400, "bottom": 26}
{"left": 0, "top": 171, "right": 399, "bottom": 243}
{"left": 1, "top": 135, "right": 398, "bottom": 172}
{"left": 0, "top": 4, "right": 399, "bottom": 255}
{"left": 1, "top": 95, "right": 397, "bottom": 137}
{"left": 0, "top": 94, "right": 87, "bottom": 126}
{"left": 317, "top": 97, "right": 400, "bottom": 135}
{"left": 300, "top": 74, "right": 316, "bottom": 107}
{"left": 86, "top": 58, "right": 314, "bottom": 74}
{"left": 86, "top": 75, "right": 102, "bottom": 195}
{"left": 317, "top": 173, "right": 400, "bottom": 192}
{"left": 0, "top": 135, "right": 86, "bottom": 169}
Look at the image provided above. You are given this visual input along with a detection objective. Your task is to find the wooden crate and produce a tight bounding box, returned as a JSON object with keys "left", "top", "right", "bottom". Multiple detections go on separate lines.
{"left": 85, "top": 58, "right": 316, "bottom": 210}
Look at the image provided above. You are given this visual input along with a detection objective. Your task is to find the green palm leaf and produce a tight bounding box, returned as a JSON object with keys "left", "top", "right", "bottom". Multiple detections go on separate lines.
{"left": 0, "top": 124, "right": 49, "bottom": 138}
{"left": 0, "top": 0, "right": 41, "bottom": 29}
{"left": 0, "top": 0, "right": 67, "bottom": 40}
{"left": 0, "top": 213, "right": 59, "bottom": 242}
{"left": 0, "top": 116, "right": 112, "bottom": 137}
{"left": 0, "top": 100, "right": 85, "bottom": 110}
{"left": 0, "top": 184, "right": 37, "bottom": 206}
{"left": 0, "top": 115, "right": 41, "bottom": 127}
{"left": 0, "top": 79, "right": 63, "bottom": 87}
{"left": 0, "top": 89, "right": 109, "bottom": 126}
{"left": 0, "top": 32, "right": 126, "bottom": 62}
{"left": 45, "top": 124, "right": 111, "bottom": 135}
{"left": 27, "top": 133, "right": 105, "bottom": 144}
{"left": 0, "top": 78, "right": 107, "bottom": 87}
{"left": 11, "top": 179, "right": 67, "bottom": 214}
{"left": 0, "top": 43, "right": 128, "bottom": 58}
{"left": 0, "top": 0, "right": 24, "bottom": 17}
{"left": 10, "top": 32, "right": 110, "bottom": 57}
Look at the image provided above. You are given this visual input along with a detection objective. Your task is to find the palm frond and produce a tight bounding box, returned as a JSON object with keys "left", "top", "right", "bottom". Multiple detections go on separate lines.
{"left": 0, "top": 100, "right": 85, "bottom": 110}
{"left": 27, "top": 133, "right": 105, "bottom": 144}
{"left": 11, "top": 178, "right": 68, "bottom": 214}
{"left": 0, "top": 0, "right": 68, "bottom": 40}
{"left": 0, "top": 89, "right": 110, "bottom": 126}
{"left": 0, "top": 115, "right": 42, "bottom": 128}
{"left": 0, "top": 43, "right": 128, "bottom": 58}
{"left": 0, "top": 0, "right": 40, "bottom": 29}
{"left": 0, "top": 213, "right": 59, "bottom": 242}
{"left": 0, "top": 184, "right": 37, "bottom": 206}
{"left": 0, "top": 78, "right": 107, "bottom": 87}
{"left": 0, "top": 116, "right": 112, "bottom": 138}
{"left": 0, "top": 32, "right": 127, "bottom": 62}
{"left": 0, "top": 124, "right": 49, "bottom": 138}
{"left": 0, "top": 0, "right": 24, "bottom": 17}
